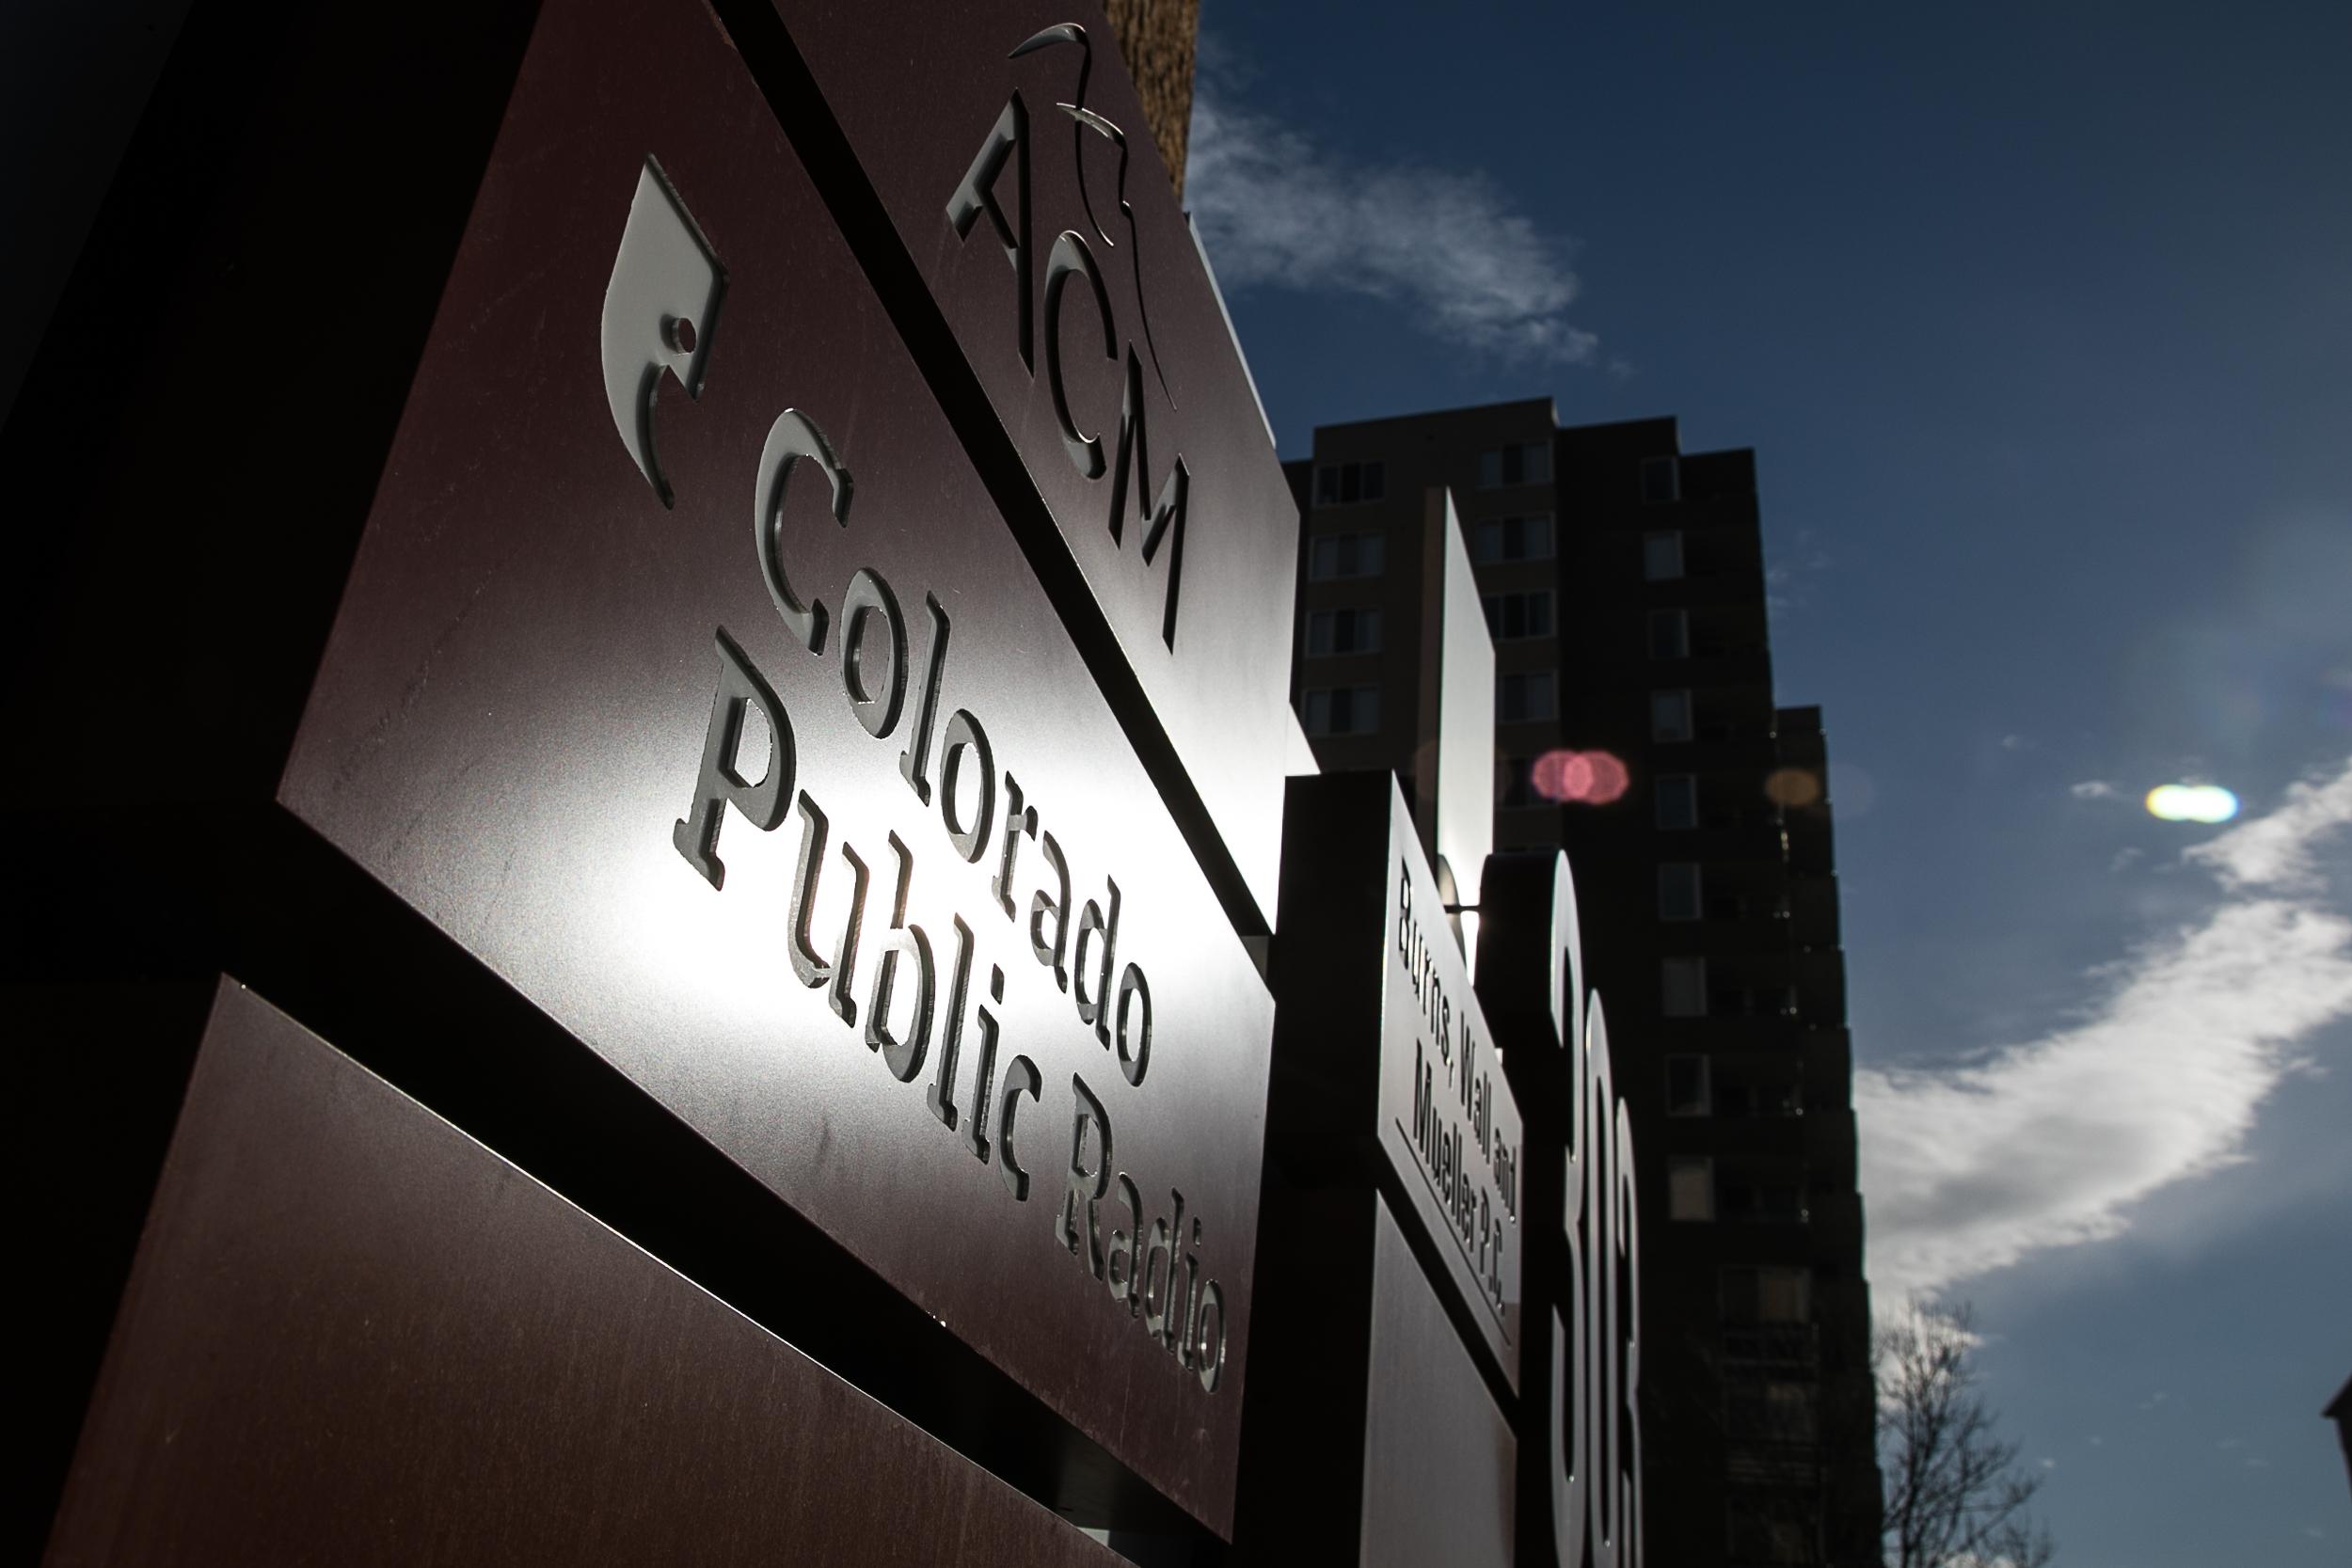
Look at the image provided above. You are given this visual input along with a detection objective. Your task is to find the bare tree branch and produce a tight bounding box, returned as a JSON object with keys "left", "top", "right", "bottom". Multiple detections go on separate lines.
{"left": 1877, "top": 1299, "right": 2056, "bottom": 1568}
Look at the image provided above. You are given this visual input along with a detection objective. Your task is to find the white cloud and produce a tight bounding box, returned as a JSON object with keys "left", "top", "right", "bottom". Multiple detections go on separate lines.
{"left": 1186, "top": 74, "right": 1598, "bottom": 365}
{"left": 1767, "top": 539, "right": 1834, "bottom": 619}
{"left": 2185, "top": 762, "right": 2352, "bottom": 895}
{"left": 1860, "top": 756, "right": 2352, "bottom": 1298}
{"left": 2071, "top": 780, "right": 2120, "bottom": 800}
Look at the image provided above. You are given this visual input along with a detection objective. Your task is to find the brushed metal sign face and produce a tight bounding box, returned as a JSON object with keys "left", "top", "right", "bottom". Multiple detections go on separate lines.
{"left": 759, "top": 0, "right": 1299, "bottom": 930}
{"left": 1375, "top": 789, "right": 1527, "bottom": 1392}
{"left": 46, "top": 982, "right": 1123, "bottom": 1567}
{"left": 278, "top": 0, "right": 1269, "bottom": 1532}
{"left": 1362, "top": 1200, "right": 1516, "bottom": 1568}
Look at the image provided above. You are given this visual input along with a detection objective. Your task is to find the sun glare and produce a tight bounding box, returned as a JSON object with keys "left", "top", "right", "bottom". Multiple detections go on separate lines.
{"left": 2144, "top": 783, "right": 2239, "bottom": 824}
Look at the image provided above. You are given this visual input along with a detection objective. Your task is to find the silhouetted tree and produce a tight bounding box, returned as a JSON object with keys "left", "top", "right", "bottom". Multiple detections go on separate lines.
{"left": 1877, "top": 1301, "right": 2055, "bottom": 1568}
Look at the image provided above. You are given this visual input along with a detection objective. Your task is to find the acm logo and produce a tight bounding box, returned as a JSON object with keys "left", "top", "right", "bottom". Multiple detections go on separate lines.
{"left": 946, "top": 23, "right": 1190, "bottom": 652}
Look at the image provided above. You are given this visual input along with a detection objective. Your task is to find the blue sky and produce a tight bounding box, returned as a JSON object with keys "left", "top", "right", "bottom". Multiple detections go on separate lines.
{"left": 1189, "top": 2, "right": 2352, "bottom": 1560}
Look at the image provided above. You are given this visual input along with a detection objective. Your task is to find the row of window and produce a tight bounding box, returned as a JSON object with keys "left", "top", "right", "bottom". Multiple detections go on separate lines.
{"left": 1308, "top": 604, "right": 1691, "bottom": 662}
{"left": 1667, "top": 1156, "right": 1807, "bottom": 1224}
{"left": 1482, "top": 589, "right": 1553, "bottom": 641}
{"left": 1308, "top": 531, "right": 1384, "bottom": 581}
{"left": 1722, "top": 1265, "right": 1812, "bottom": 1325}
{"left": 1660, "top": 956, "right": 1796, "bottom": 1018}
{"left": 1303, "top": 631, "right": 1554, "bottom": 724}
{"left": 1310, "top": 518, "right": 1683, "bottom": 583}
{"left": 1473, "top": 513, "right": 1554, "bottom": 563}
{"left": 1313, "top": 459, "right": 1386, "bottom": 506}
{"left": 1659, "top": 866, "right": 1794, "bottom": 925}
{"left": 1301, "top": 685, "right": 1379, "bottom": 736}
{"left": 1315, "top": 449, "right": 1673, "bottom": 506}
{"left": 1304, "top": 607, "right": 1381, "bottom": 657}
{"left": 1307, "top": 670, "right": 1700, "bottom": 744}
{"left": 1665, "top": 1054, "right": 1804, "bottom": 1119}
{"left": 1305, "top": 671, "right": 1558, "bottom": 736}
{"left": 1479, "top": 440, "right": 1551, "bottom": 489}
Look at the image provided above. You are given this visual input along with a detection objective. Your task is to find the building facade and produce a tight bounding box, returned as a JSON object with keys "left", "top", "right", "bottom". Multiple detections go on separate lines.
{"left": 1290, "top": 402, "right": 1882, "bottom": 1568}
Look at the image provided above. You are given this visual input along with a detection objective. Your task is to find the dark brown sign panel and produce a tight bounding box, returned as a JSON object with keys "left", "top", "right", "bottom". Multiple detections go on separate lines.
{"left": 760, "top": 0, "right": 1299, "bottom": 929}
{"left": 45, "top": 982, "right": 1123, "bottom": 1568}
{"left": 278, "top": 0, "right": 1268, "bottom": 1532}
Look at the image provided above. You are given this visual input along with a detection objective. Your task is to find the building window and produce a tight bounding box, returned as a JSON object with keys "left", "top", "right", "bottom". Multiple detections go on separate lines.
{"left": 1314, "top": 460, "right": 1386, "bottom": 506}
{"left": 1715, "top": 1058, "right": 1805, "bottom": 1119}
{"left": 1647, "top": 609, "right": 1689, "bottom": 660}
{"left": 1477, "top": 441, "right": 1552, "bottom": 488}
{"left": 1305, "top": 607, "right": 1383, "bottom": 657}
{"left": 1302, "top": 685, "right": 1380, "bottom": 736}
{"left": 1659, "top": 863, "right": 1703, "bottom": 921}
{"left": 1725, "top": 1382, "right": 1818, "bottom": 1443}
{"left": 1669, "top": 1156, "right": 1715, "bottom": 1221}
{"left": 1661, "top": 957, "right": 1708, "bottom": 1017}
{"left": 1722, "top": 1266, "right": 1813, "bottom": 1324}
{"left": 1643, "top": 531, "right": 1684, "bottom": 581}
{"left": 1651, "top": 689, "right": 1693, "bottom": 742}
{"left": 1655, "top": 774, "right": 1698, "bottom": 830}
{"left": 1471, "top": 513, "right": 1555, "bottom": 563}
{"left": 1640, "top": 454, "right": 1680, "bottom": 505}
{"left": 1496, "top": 670, "right": 1556, "bottom": 722}
{"left": 1720, "top": 1166, "right": 1808, "bottom": 1223}
{"left": 1481, "top": 590, "right": 1555, "bottom": 641}
{"left": 1309, "top": 531, "right": 1385, "bottom": 581}
{"left": 1666, "top": 1055, "right": 1711, "bottom": 1117}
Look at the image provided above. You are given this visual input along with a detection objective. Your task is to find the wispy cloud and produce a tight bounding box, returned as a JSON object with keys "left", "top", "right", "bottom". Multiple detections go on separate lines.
{"left": 1766, "top": 533, "right": 1833, "bottom": 618}
{"left": 2070, "top": 780, "right": 2120, "bottom": 800}
{"left": 1186, "top": 61, "right": 1598, "bottom": 365}
{"left": 1860, "top": 757, "right": 2352, "bottom": 1298}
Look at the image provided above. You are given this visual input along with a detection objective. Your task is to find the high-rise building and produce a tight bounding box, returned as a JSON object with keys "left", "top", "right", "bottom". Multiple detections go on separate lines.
{"left": 1288, "top": 400, "right": 1882, "bottom": 1568}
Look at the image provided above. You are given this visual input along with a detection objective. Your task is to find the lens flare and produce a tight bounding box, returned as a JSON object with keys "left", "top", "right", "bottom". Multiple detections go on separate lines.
{"left": 2144, "top": 784, "right": 2239, "bottom": 824}
{"left": 1533, "top": 749, "right": 1629, "bottom": 805}
{"left": 1763, "top": 768, "right": 1822, "bottom": 808}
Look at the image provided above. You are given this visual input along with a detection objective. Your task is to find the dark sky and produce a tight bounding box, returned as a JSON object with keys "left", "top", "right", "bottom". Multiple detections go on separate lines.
{"left": 1190, "top": 3, "right": 2352, "bottom": 1561}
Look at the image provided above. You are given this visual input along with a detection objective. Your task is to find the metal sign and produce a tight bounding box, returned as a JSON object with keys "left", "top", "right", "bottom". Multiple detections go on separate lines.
{"left": 1267, "top": 773, "right": 1525, "bottom": 1393}
{"left": 279, "top": 0, "right": 1270, "bottom": 1532}
{"left": 761, "top": 0, "right": 1302, "bottom": 931}
{"left": 1475, "top": 852, "right": 1643, "bottom": 1568}
{"left": 46, "top": 982, "right": 1123, "bottom": 1567}
{"left": 1360, "top": 1199, "right": 1518, "bottom": 1568}
{"left": 1378, "top": 785, "right": 1527, "bottom": 1390}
